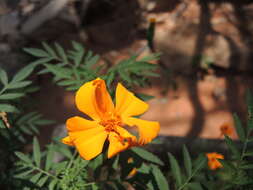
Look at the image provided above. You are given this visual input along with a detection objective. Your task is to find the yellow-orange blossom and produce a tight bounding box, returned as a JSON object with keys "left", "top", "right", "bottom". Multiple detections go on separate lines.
{"left": 62, "top": 78, "right": 160, "bottom": 160}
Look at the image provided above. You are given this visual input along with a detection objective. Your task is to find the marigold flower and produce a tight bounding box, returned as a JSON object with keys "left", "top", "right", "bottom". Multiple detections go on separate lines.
{"left": 62, "top": 78, "right": 160, "bottom": 160}
{"left": 220, "top": 123, "right": 233, "bottom": 137}
{"left": 206, "top": 152, "right": 224, "bottom": 170}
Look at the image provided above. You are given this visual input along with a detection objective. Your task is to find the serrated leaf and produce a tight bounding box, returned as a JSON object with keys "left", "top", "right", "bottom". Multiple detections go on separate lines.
{"left": 33, "top": 137, "right": 41, "bottom": 167}
{"left": 224, "top": 135, "right": 240, "bottom": 159}
{"left": 168, "top": 153, "right": 182, "bottom": 187}
{"left": 24, "top": 48, "right": 49, "bottom": 57}
{"left": 15, "top": 152, "right": 32, "bottom": 163}
{"left": 131, "top": 147, "right": 164, "bottom": 166}
{"left": 0, "top": 68, "right": 8, "bottom": 85}
{"left": 49, "top": 179, "right": 58, "bottom": 190}
{"left": 7, "top": 81, "right": 32, "bottom": 89}
{"left": 0, "top": 93, "right": 25, "bottom": 100}
{"left": 86, "top": 55, "right": 99, "bottom": 68}
{"left": 44, "top": 64, "right": 72, "bottom": 79}
{"left": 37, "top": 175, "right": 48, "bottom": 187}
{"left": 151, "top": 164, "right": 170, "bottom": 190}
{"left": 0, "top": 104, "right": 19, "bottom": 113}
{"left": 42, "top": 42, "right": 57, "bottom": 58}
{"left": 233, "top": 113, "right": 245, "bottom": 141}
{"left": 55, "top": 43, "right": 68, "bottom": 64}
{"left": 183, "top": 145, "right": 192, "bottom": 177}
{"left": 12, "top": 65, "right": 34, "bottom": 82}
{"left": 14, "top": 169, "right": 34, "bottom": 178}
{"left": 139, "top": 53, "right": 161, "bottom": 62}
{"left": 45, "top": 144, "right": 54, "bottom": 171}
{"left": 30, "top": 172, "right": 42, "bottom": 183}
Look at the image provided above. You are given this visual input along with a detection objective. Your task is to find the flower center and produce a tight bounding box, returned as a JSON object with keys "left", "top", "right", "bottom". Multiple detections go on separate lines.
{"left": 99, "top": 112, "right": 122, "bottom": 132}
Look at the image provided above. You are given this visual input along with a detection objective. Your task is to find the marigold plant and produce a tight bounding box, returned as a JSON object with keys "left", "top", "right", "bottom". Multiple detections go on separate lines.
{"left": 62, "top": 78, "right": 160, "bottom": 160}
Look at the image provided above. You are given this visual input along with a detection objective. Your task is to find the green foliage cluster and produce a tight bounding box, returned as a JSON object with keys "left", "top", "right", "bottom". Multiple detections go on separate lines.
{"left": 1, "top": 41, "right": 253, "bottom": 190}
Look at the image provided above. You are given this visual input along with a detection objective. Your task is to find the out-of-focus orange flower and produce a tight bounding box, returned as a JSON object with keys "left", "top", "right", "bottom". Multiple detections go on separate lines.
{"left": 206, "top": 152, "right": 224, "bottom": 170}
{"left": 62, "top": 78, "right": 160, "bottom": 160}
{"left": 149, "top": 17, "right": 156, "bottom": 23}
{"left": 220, "top": 123, "right": 233, "bottom": 137}
{"left": 127, "top": 158, "right": 137, "bottom": 177}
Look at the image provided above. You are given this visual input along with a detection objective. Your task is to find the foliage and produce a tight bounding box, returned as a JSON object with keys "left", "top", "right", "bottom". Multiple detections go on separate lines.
{"left": 1, "top": 41, "right": 253, "bottom": 190}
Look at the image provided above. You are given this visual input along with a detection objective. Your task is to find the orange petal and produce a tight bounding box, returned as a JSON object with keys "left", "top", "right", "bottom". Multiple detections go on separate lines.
{"left": 75, "top": 78, "right": 114, "bottom": 121}
{"left": 124, "top": 117, "right": 160, "bottom": 145}
{"left": 68, "top": 125, "right": 105, "bottom": 142}
{"left": 108, "top": 127, "right": 137, "bottom": 158}
{"left": 115, "top": 83, "right": 149, "bottom": 117}
{"left": 62, "top": 136, "right": 74, "bottom": 146}
{"left": 74, "top": 129, "right": 108, "bottom": 160}
{"left": 66, "top": 116, "right": 101, "bottom": 132}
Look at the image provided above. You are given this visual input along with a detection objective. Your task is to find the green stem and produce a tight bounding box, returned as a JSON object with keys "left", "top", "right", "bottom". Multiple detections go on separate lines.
{"left": 83, "top": 182, "right": 96, "bottom": 187}
{"left": 0, "top": 86, "right": 7, "bottom": 95}
{"left": 33, "top": 166, "right": 58, "bottom": 180}
{"left": 66, "top": 149, "right": 78, "bottom": 170}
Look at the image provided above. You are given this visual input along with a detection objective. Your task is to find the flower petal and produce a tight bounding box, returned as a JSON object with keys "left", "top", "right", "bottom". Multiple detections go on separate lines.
{"left": 76, "top": 78, "right": 114, "bottom": 121}
{"left": 107, "top": 127, "right": 137, "bottom": 158}
{"left": 62, "top": 136, "right": 74, "bottom": 146}
{"left": 66, "top": 116, "right": 101, "bottom": 132}
{"left": 115, "top": 83, "right": 148, "bottom": 117}
{"left": 123, "top": 117, "right": 160, "bottom": 145}
{"left": 73, "top": 129, "right": 108, "bottom": 160}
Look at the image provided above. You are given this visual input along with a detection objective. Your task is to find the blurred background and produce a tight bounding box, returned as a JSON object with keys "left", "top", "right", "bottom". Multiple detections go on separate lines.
{"left": 1, "top": 0, "right": 253, "bottom": 145}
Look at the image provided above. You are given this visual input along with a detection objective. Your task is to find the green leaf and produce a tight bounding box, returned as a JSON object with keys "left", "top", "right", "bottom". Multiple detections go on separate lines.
{"left": 0, "top": 93, "right": 25, "bottom": 100}
{"left": 30, "top": 172, "right": 42, "bottom": 183}
{"left": 12, "top": 65, "right": 34, "bottom": 82}
{"left": 219, "top": 159, "right": 236, "bottom": 172}
{"left": 187, "top": 182, "right": 203, "bottom": 190}
{"left": 183, "top": 145, "right": 192, "bottom": 177}
{"left": 7, "top": 81, "right": 32, "bottom": 89}
{"left": 33, "top": 137, "right": 41, "bottom": 167}
{"left": 112, "top": 155, "right": 119, "bottom": 170}
{"left": 15, "top": 152, "right": 32, "bottom": 163}
{"left": 37, "top": 175, "right": 48, "bottom": 187}
{"left": 86, "top": 55, "right": 100, "bottom": 68}
{"left": 89, "top": 154, "right": 103, "bottom": 170}
{"left": 244, "top": 151, "right": 253, "bottom": 157}
{"left": 14, "top": 169, "right": 34, "bottom": 179}
{"left": 23, "top": 48, "right": 49, "bottom": 57}
{"left": 224, "top": 135, "right": 240, "bottom": 159}
{"left": 168, "top": 153, "right": 182, "bottom": 187}
{"left": 151, "top": 164, "right": 170, "bottom": 190}
{"left": 239, "top": 164, "right": 253, "bottom": 169}
{"left": 44, "top": 64, "right": 72, "bottom": 79}
{"left": 137, "top": 93, "right": 154, "bottom": 101}
{"left": 0, "top": 104, "right": 19, "bottom": 113}
{"left": 45, "top": 144, "right": 54, "bottom": 171}
{"left": 233, "top": 113, "right": 245, "bottom": 141}
{"left": 49, "top": 179, "right": 58, "bottom": 190}
{"left": 55, "top": 43, "right": 68, "bottom": 64}
{"left": 0, "top": 68, "right": 8, "bottom": 85}
{"left": 42, "top": 42, "right": 57, "bottom": 58}
{"left": 131, "top": 147, "right": 164, "bottom": 166}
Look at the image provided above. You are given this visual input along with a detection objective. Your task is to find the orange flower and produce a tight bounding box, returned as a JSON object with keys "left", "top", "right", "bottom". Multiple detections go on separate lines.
{"left": 206, "top": 152, "right": 224, "bottom": 170}
{"left": 220, "top": 123, "right": 233, "bottom": 137}
{"left": 149, "top": 17, "right": 156, "bottom": 23}
{"left": 62, "top": 78, "right": 160, "bottom": 160}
